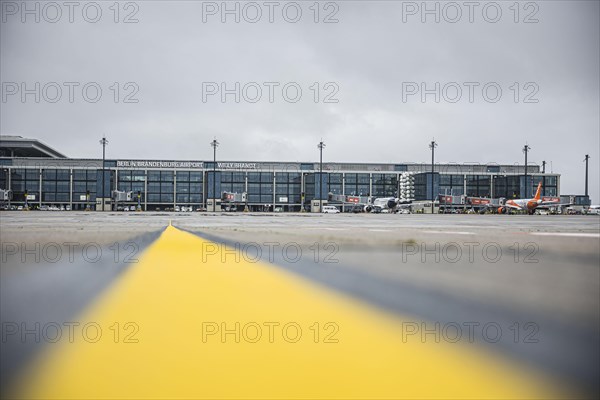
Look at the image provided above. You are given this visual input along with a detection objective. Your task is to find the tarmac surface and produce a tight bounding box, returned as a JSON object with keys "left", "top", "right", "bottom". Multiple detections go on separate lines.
{"left": 1, "top": 212, "right": 599, "bottom": 399}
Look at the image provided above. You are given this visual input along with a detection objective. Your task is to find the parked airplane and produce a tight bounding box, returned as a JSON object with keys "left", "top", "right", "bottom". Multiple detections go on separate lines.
{"left": 370, "top": 197, "right": 412, "bottom": 213}
{"left": 497, "top": 182, "right": 567, "bottom": 214}
{"left": 329, "top": 193, "right": 411, "bottom": 213}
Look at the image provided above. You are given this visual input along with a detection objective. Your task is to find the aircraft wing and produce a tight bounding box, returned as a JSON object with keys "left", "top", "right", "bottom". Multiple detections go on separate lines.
{"left": 496, "top": 202, "right": 522, "bottom": 209}
{"left": 536, "top": 202, "right": 572, "bottom": 208}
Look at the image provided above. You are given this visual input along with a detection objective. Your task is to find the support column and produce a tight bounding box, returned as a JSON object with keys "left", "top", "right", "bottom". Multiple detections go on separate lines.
{"left": 273, "top": 174, "right": 276, "bottom": 212}
{"left": 144, "top": 171, "right": 148, "bottom": 211}
{"left": 7, "top": 168, "right": 11, "bottom": 207}
{"left": 38, "top": 168, "right": 42, "bottom": 208}
{"left": 300, "top": 173, "right": 305, "bottom": 212}
{"left": 114, "top": 169, "right": 118, "bottom": 192}
{"left": 244, "top": 173, "right": 249, "bottom": 212}
{"left": 69, "top": 169, "right": 73, "bottom": 209}
{"left": 173, "top": 171, "right": 177, "bottom": 209}
{"left": 342, "top": 172, "right": 345, "bottom": 212}
{"left": 204, "top": 171, "right": 208, "bottom": 209}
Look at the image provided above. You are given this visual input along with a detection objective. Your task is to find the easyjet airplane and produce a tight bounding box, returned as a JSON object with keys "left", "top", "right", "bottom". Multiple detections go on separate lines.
{"left": 497, "top": 182, "right": 567, "bottom": 214}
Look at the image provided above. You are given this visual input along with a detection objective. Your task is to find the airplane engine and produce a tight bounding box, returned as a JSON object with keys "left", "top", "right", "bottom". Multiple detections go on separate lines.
{"left": 497, "top": 207, "right": 507, "bottom": 214}
{"left": 364, "top": 205, "right": 372, "bottom": 213}
{"left": 387, "top": 199, "right": 398, "bottom": 209}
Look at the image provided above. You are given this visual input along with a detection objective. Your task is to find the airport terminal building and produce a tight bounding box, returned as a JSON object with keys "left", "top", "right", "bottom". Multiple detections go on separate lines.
{"left": 1, "top": 135, "right": 563, "bottom": 211}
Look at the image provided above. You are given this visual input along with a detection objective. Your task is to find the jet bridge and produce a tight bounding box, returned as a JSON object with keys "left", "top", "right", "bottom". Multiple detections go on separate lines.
{"left": 221, "top": 191, "right": 248, "bottom": 211}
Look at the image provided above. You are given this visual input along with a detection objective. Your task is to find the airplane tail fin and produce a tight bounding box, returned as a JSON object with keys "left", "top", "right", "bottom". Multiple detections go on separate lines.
{"left": 534, "top": 181, "right": 542, "bottom": 200}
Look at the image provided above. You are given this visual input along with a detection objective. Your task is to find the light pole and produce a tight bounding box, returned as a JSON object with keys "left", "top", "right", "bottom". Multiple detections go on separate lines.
{"left": 584, "top": 154, "right": 590, "bottom": 198}
{"left": 429, "top": 139, "right": 437, "bottom": 213}
{"left": 211, "top": 138, "right": 219, "bottom": 211}
{"left": 522, "top": 144, "right": 530, "bottom": 198}
{"left": 301, "top": 173, "right": 307, "bottom": 212}
{"left": 318, "top": 140, "right": 325, "bottom": 212}
{"left": 99, "top": 136, "right": 108, "bottom": 211}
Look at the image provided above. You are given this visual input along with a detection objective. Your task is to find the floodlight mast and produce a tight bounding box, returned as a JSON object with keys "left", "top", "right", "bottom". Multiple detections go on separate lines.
{"left": 318, "top": 140, "right": 326, "bottom": 212}
{"left": 523, "top": 144, "right": 531, "bottom": 197}
{"left": 211, "top": 138, "right": 219, "bottom": 211}
{"left": 99, "top": 136, "right": 109, "bottom": 211}
{"left": 429, "top": 139, "right": 437, "bottom": 213}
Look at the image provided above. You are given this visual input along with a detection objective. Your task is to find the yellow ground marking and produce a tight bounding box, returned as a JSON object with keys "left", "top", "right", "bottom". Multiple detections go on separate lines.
{"left": 13, "top": 225, "right": 572, "bottom": 399}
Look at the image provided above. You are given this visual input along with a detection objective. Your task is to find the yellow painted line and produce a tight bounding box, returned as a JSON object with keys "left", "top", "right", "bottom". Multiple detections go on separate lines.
{"left": 12, "top": 226, "right": 571, "bottom": 399}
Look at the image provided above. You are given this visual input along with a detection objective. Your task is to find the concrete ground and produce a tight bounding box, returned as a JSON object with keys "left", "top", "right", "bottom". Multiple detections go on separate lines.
{"left": 1, "top": 212, "right": 599, "bottom": 398}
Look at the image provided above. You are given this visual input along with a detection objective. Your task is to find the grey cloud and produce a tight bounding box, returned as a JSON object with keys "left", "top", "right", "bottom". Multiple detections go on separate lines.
{"left": 1, "top": 0, "right": 598, "bottom": 200}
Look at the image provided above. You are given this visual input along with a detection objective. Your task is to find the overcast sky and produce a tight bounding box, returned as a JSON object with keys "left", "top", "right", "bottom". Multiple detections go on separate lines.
{"left": 1, "top": 0, "right": 598, "bottom": 201}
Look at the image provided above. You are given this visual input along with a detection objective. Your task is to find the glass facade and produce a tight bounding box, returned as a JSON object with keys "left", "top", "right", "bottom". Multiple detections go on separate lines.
{"left": 344, "top": 173, "right": 370, "bottom": 196}
{"left": 73, "top": 169, "right": 96, "bottom": 209}
{"left": 176, "top": 171, "right": 203, "bottom": 204}
{"left": 466, "top": 175, "right": 491, "bottom": 197}
{"left": 372, "top": 174, "right": 397, "bottom": 197}
{"left": 42, "top": 169, "right": 70, "bottom": 203}
{"left": 96, "top": 170, "right": 113, "bottom": 198}
{"left": 313, "top": 172, "right": 329, "bottom": 201}
{"left": 414, "top": 173, "right": 439, "bottom": 200}
{"left": 0, "top": 168, "right": 8, "bottom": 191}
{"left": 489, "top": 175, "right": 558, "bottom": 199}
{"left": 0, "top": 164, "right": 561, "bottom": 210}
{"left": 439, "top": 174, "right": 464, "bottom": 196}
{"left": 147, "top": 171, "right": 174, "bottom": 204}
{"left": 246, "top": 172, "right": 274, "bottom": 204}
{"left": 10, "top": 168, "right": 40, "bottom": 204}
{"left": 492, "top": 175, "right": 521, "bottom": 199}
{"left": 541, "top": 175, "right": 558, "bottom": 196}
{"left": 206, "top": 171, "right": 221, "bottom": 201}
{"left": 275, "top": 172, "right": 301, "bottom": 206}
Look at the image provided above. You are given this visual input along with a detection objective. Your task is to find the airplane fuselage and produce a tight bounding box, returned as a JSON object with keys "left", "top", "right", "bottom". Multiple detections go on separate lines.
{"left": 505, "top": 198, "right": 540, "bottom": 211}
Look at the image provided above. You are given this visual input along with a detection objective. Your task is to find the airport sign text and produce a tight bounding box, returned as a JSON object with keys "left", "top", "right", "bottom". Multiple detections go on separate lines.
{"left": 117, "top": 161, "right": 204, "bottom": 169}
{"left": 217, "top": 162, "right": 257, "bottom": 170}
